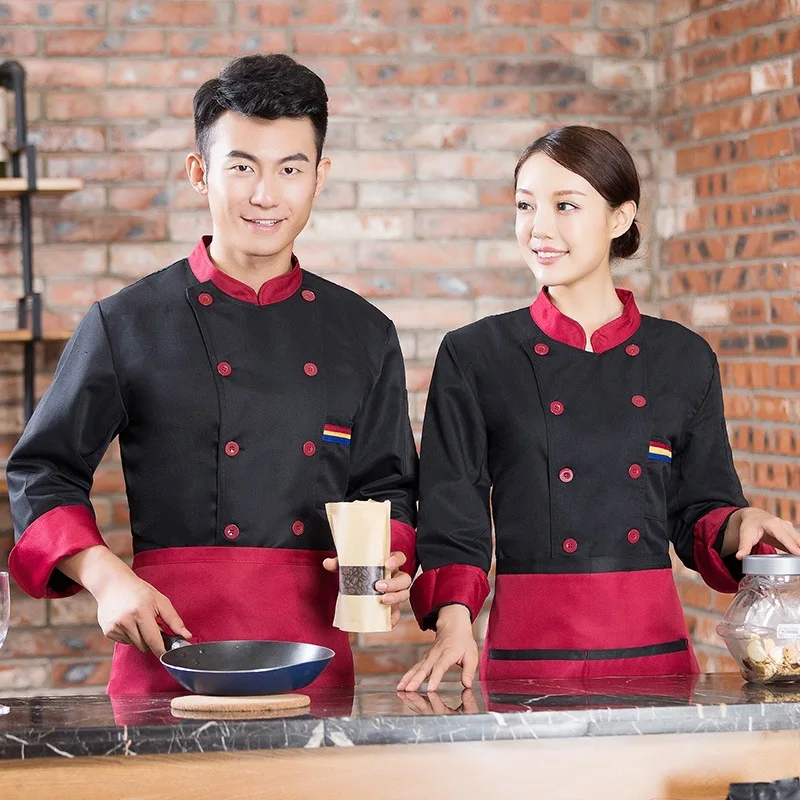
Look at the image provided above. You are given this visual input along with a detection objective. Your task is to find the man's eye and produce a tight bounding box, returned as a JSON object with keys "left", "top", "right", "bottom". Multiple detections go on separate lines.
{"left": 232, "top": 164, "right": 252, "bottom": 172}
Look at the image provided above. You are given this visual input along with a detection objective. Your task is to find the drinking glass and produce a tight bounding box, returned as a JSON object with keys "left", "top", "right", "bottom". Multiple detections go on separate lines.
{"left": 0, "top": 571, "right": 9, "bottom": 715}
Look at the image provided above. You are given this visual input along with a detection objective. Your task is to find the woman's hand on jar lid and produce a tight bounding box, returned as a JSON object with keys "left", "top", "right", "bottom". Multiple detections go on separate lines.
{"left": 733, "top": 507, "right": 800, "bottom": 560}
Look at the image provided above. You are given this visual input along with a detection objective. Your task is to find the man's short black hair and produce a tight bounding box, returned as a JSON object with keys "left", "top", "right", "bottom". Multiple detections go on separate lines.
{"left": 193, "top": 54, "right": 328, "bottom": 163}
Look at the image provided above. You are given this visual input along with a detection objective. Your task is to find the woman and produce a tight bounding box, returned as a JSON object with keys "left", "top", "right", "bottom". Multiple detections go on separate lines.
{"left": 399, "top": 126, "right": 800, "bottom": 692}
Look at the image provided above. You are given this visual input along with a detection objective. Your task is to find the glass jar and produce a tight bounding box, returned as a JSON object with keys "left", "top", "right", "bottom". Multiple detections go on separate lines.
{"left": 717, "top": 554, "right": 800, "bottom": 683}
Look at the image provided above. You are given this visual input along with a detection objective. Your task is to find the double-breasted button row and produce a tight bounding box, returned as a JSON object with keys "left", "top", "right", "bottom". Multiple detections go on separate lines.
{"left": 222, "top": 520, "right": 307, "bottom": 540}
{"left": 535, "top": 341, "right": 641, "bottom": 358}
{"left": 561, "top": 528, "right": 641, "bottom": 554}
{"left": 199, "top": 287, "right": 317, "bottom": 306}
{"left": 197, "top": 288, "right": 316, "bottom": 544}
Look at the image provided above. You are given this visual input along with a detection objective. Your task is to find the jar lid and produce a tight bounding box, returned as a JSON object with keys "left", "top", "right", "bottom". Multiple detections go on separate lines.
{"left": 742, "top": 554, "right": 800, "bottom": 576}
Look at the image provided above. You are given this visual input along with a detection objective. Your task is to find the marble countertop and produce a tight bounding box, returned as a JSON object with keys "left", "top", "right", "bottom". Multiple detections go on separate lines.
{"left": 2, "top": 673, "right": 800, "bottom": 760}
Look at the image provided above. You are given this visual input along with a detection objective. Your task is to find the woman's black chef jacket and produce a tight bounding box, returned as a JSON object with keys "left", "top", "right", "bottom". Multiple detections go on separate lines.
{"left": 410, "top": 288, "right": 773, "bottom": 680}
{"left": 7, "top": 237, "right": 418, "bottom": 693}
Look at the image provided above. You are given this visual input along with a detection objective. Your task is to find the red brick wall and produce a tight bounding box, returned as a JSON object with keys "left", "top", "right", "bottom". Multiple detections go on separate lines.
{"left": 655, "top": 0, "right": 800, "bottom": 671}
{"left": 0, "top": 0, "right": 795, "bottom": 692}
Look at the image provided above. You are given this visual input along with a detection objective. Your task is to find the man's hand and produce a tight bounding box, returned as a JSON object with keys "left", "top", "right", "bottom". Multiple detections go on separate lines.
{"left": 397, "top": 604, "right": 478, "bottom": 692}
{"left": 58, "top": 546, "right": 191, "bottom": 657}
{"left": 323, "top": 551, "right": 412, "bottom": 627}
{"left": 95, "top": 571, "right": 192, "bottom": 656}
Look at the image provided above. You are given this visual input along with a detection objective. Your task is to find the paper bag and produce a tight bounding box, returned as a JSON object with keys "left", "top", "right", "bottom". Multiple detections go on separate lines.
{"left": 326, "top": 499, "right": 391, "bottom": 633}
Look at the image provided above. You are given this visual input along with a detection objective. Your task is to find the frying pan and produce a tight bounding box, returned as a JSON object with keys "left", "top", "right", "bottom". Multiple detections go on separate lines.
{"left": 160, "top": 634, "right": 334, "bottom": 696}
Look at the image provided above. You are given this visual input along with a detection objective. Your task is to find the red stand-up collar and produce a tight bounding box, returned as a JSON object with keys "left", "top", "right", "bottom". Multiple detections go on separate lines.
{"left": 188, "top": 236, "right": 302, "bottom": 306}
{"left": 530, "top": 288, "right": 642, "bottom": 354}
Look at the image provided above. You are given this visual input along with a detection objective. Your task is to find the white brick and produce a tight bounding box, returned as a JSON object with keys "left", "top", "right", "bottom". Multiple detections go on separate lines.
{"left": 751, "top": 58, "right": 794, "bottom": 95}
{"left": 691, "top": 297, "right": 730, "bottom": 328}
{"left": 300, "top": 211, "right": 414, "bottom": 242}
{"left": 592, "top": 60, "right": 656, "bottom": 91}
{"left": 358, "top": 182, "right": 478, "bottom": 209}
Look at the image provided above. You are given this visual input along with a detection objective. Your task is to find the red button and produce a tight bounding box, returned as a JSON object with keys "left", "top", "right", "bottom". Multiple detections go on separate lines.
{"left": 302, "top": 290, "right": 316, "bottom": 302}
{"left": 562, "top": 538, "right": 578, "bottom": 554}
{"left": 627, "top": 528, "right": 641, "bottom": 544}
{"left": 224, "top": 524, "right": 239, "bottom": 540}
{"left": 559, "top": 468, "right": 574, "bottom": 483}
{"left": 626, "top": 344, "right": 640, "bottom": 356}
{"left": 550, "top": 401, "right": 564, "bottom": 416}
{"left": 198, "top": 292, "right": 213, "bottom": 306}
{"left": 225, "top": 441, "right": 240, "bottom": 457}
{"left": 303, "top": 441, "right": 316, "bottom": 456}
{"left": 632, "top": 395, "right": 647, "bottom": 407}
{"left": 304, "top": 362, "right": 318, "bottom": 377}
{"left": 292, "top": 520, "right": 305, "bottom": 536}
{"left": 217, "top": 361, "right": 232, "bottom": 377}
{"left": 534, "top": 343, "right": 550, "bottom": 356}
{"left": 628, "top": 463, "right": 642, "bottom": 479}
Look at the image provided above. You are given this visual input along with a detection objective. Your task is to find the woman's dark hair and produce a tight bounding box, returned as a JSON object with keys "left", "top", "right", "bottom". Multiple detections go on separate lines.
{"left": 514, "top": 126, "right": 641, "bottom": 259}
{"left": 193, "top": 54, "right": 328, "bottom": 163}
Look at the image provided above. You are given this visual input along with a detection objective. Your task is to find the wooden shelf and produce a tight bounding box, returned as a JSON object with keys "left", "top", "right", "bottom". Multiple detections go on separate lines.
{"left": 0, "top": 177, "right": 84, "bottom": 198}
{"left": 0, "top": 329, "right": 73, "bottom": 343}
{"left": 0, "top": 476, "right": 6, "bottom": 495}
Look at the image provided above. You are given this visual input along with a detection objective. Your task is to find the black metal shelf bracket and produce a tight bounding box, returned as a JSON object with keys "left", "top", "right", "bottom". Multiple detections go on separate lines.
{"left": 2, "top": 59, "right": 42, "bottom": 422}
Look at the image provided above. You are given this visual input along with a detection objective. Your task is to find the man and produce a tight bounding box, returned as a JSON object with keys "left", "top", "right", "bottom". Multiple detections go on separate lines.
{"left": 6, "top": 54, "right": 417, "bottom": 693}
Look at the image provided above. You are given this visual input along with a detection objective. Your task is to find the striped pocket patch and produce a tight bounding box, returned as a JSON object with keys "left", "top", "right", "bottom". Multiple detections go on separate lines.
{"left": 322, "top": 424, "right": 352, "bottom": 446}
{"left": 649, "top": 441, "right": 672, "bottom": 463}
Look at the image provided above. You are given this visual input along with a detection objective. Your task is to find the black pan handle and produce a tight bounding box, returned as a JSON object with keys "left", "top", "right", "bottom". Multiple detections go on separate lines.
{"left": 161, "top": 632, "right": 191, "bottom": 651}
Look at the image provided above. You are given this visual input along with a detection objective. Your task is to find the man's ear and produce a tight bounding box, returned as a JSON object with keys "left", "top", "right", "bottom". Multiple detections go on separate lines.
{"left": 314, "top": 156, "right": 332, "bottom": 198}
{"left": 186, "top": 152, "right": 208, "bottom": 195}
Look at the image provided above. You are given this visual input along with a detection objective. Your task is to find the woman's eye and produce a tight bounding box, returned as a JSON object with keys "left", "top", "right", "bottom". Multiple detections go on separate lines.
{"left": 516, "top": 201, "right": 532, "bottom": 211}
{"left": 557, "top": 201, "right": 577, "bottom": 211}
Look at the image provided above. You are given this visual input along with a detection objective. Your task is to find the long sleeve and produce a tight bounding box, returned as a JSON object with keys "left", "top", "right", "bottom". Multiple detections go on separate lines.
{"left": 410, "top": 334, "right": 492, "bottom": 630}
{"left": 345, "top": 321, "right": 418, "bottom": 576}
{"left": 667, "top": 355, "right": 773, "bottom": 593}
{"left": 7, "top": 302, "right": 129, "bottom": 598}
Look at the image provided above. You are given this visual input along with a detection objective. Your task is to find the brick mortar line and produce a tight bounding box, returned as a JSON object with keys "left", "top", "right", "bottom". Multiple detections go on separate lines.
{"left": 657, "top": 106, "right": 800, "bottom": 126}
{"left": 658, "top": 58, "right": 798, "bottom": 90}
{"left": 660, "top": 262, "right": 800, "bottom": 270}
{"left": 657, "top": 222, "right": 800, "bottom": 236}
{"left": 741, "top": 453, "right": 800, "bottom": 463}
{"left": 730, "top": 420, "right": 800, "bottom": 428}
{"left": 656, "top": 99, "right": 800, "bottom": 122}
{"left": 652, "top": 4, "right": 796, "bottom": 37}
{"left": 656, "top": 101, "right": 799, "bottom": 123}
{"left": 656, "top": 33, "right": 800, "bottom": 62}
{"left": 740, "top": 486, "right": 800, "bottom": 496}
{"left": 658, "top": 191, "right": 800, "bottom": 202}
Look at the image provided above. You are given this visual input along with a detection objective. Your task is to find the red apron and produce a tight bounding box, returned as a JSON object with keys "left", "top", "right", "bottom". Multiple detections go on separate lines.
{"left": 106, "top": 547, "right": 353, "bottom": 695}
{"left": 480, "top": 568, "right": 698, "bottom": 681}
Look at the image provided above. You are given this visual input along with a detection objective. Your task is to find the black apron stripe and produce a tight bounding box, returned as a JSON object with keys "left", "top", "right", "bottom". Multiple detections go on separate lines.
{"left": 488, "top": 638, "right": 689, "bottom": 662}
{"left": 495, "top": 554, "right": 672, "bottom": 575}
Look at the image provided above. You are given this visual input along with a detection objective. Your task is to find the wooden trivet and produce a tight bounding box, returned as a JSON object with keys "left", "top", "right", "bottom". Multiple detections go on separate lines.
{"left": 170, "top": 693, "right": 311, "bottom": 714}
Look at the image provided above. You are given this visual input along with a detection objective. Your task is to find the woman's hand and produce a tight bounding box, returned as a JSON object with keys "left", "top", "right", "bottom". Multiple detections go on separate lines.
{"left": 725, "top": 507, "right": 800, "bottom": 559}
{"left": 398, "top": 687, "right": 480, "bottom": 716}
{"left": 397, "top": 604, "right": 478, "bottom": 692}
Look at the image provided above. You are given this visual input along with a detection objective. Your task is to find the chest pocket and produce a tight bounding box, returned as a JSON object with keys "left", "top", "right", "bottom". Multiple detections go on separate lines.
{"left": 643, "top": 437, "right": 672, "bottom": 521}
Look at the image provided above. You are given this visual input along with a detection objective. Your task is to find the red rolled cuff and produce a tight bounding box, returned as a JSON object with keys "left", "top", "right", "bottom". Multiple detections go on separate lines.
{"left": 390, "top": 519, "right": 417, "bottom": 578}
{"left": 8, "top": 505, "right": 107, "bottom": 599}
{"left": 410, "top": 563, "right": 490, "bottom": 630}
{"left": 693, "top": 505, "right": 776, "bottom": 594}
